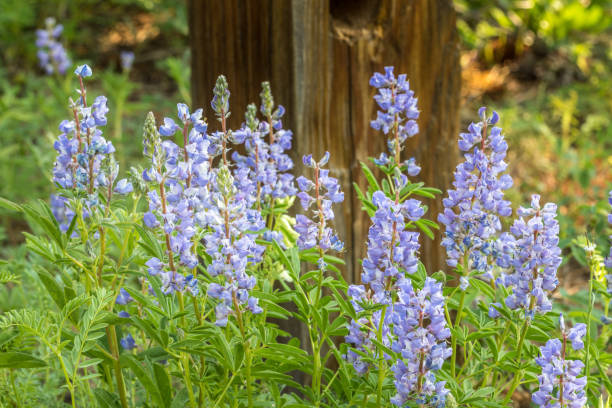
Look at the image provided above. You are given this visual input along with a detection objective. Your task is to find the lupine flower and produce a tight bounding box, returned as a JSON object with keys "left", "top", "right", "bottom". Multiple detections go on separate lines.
{"left": 51, "top": 65, "right": 122, "bottom": 231}
{"left": 232, "top": 97, "right": 296, "bottom": 209}
{"left": 115, "top": 179, "right": 133, "bottom": 194}
{"left": 390, "top": 278, "right": 451, "bottom": 407}
{"left": 36, "top": 18, "right": 70, "bottom": 75}
{"left": 345, "top": 68, "right": 451, "bottom": 405}
{"left": 204, "top": 165, "right": 265, "bottom": 326}
{"left": 120, "top": 334, "right": 136, "bottom": 351}
{"left": 53, "top": 65, "right": 115, "bottom": 193}
{"left": 295, "top": 152, "right": 344, "bottom": 253}
{"left": 258, "top": 82, "right": 296, "bottom": 199}
{"left": 120, "top": 51, "right": 135, "bottom": 72}
{"left": 141, "top": 108, "right": 207, "bottom": 295}
{"left": 50, "top": 194, "right": 75, "bottom": 233}
{"left": 438, "top": 108, "right": 513, "bottom": 280}
{"left": 532, "top": 315, "right": 587, "bottom": 408}
{"left": 500, "top": 194, "right": 561, "bottom": 317}
{"left": 370, "top": 66, "right": 419, "bottom": 159}
{"left": 203, "top": 77, "right": 266, "bottom": 326}
{"left": 115, "top": 288, "right": 133, "bottom": 305}
{"left": 488, "top": 302, "right": 502, "bottom": 319}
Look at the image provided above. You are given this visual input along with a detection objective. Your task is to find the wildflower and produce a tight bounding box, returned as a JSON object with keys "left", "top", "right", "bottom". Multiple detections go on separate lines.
{"left": 295, "top": 152, "right": 344, "bottom": 252}
{"left": 532, "top": 315, "right": 587, "bottom": 408}
{"left": 115, "top": 288, "right": 133, "bottom": 305}
{"left": 120, "top": 334, "right": 136, "bottom": 351}
{"left": 438, "top": 107, "right": 513, "bottom": 281}
{"left": 141, "top": 109, "right": 207, "bottom": 295}
{"left": 120, "top": 51, "right": 135, "bottom": 72}
{"left": 369, "top": 66, "right": 419, "bottom": 159}
{"left": 74, "top": 64, "right": 92, "bottom": 78}
{"left": 203, "top": 77, "right": 265, "bottom": 326}
{"left": 390, "top": 278, "right": 452, "bottom": 407}
{"left": 36, "top": 18, "right": 70, "bottom": 75}
{"left": 114, "top": 179, "right": 133, "bottom": 194}
{"left": 501, "top": 194, "right": 561, "bottom": 317}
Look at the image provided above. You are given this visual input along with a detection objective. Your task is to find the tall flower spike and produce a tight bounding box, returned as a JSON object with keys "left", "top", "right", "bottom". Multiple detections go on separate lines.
{"left": 532, "top": 315, "right": 587, "bottom": 408}
{"left": 345, "top": 68, "right": 451, "bottom": 404}
{"left": 36, "top": 17, "right": 71, "bottom": 75}
{"left": 259, "top": 82, "right": 296, "bottom": 199}
{"left": 295, "top": 152, "right": 344, "bottom": 254}
{"left": 438, "top": 107, "right": 513, "bottom": 280}
{"left": 370, "top": 66, "right": 419, "bottom": 162}
{"left": 500, "top": 194, "right": 561, "bottom": 317}
{"left": 390, "top": 278, "right": 451, "bottom": 408}
{"left": 141, "top": 110, "right": 202, "bottom": 296}
{"left": 51, "top": 65, "right": 117, "bottom": 225}
{"left": 204, "top": 165, "right": 265, "bottom": 326}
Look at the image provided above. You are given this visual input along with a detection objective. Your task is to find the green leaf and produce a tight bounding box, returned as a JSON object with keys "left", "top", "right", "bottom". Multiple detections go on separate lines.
{"left": 0, "top": 197, "right": 22, "bottom": 212}
{"left": 120, "top": 354, "right": 165, "bottom": 406}
{"left": 93, "top": 388, "right": 120, "bottom": 408}
{"left": 154, "top": 362, "right": 173, "bottom": 406}
{"left": 0, "top": 352, "right": 47, "bottom": 368}
{"left": 35, "top": 267, "right": 65, "bottom": 310}
{"left": 359, "top": 161, "right": 380, "bottom": 193}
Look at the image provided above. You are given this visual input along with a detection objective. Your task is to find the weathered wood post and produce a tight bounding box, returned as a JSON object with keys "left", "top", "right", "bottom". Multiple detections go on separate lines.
{"left": 189, "top": 0, "right": 461, "bottom": 282}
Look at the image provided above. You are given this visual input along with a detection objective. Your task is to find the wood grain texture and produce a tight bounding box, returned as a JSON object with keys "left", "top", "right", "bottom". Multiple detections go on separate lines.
{"left": 189, "top": 0, "right": 461, "bottom": 283}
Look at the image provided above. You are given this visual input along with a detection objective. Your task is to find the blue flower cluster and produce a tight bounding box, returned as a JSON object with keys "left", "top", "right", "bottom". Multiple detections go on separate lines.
{"left": 369, "top": 66, "right": 419, "bottom": 162}
{"left": 295, "top": 152, "right": 344, "bottom": 254}
{"left": 51, "top": 65, "right": 132, "bottom": 228}
{"left": 36, "top": 18, "right": 71, "bottom": 75}
{"left": 204, "top": 165, "right": 265, "bottom": 326}
{"left": 120, "top": 51, "right": 135, "bottom": 72}
{"left": 532, "top": 315, "right": 587, "bottom": 407}
{"left": 438, "top": 108, "right": 513, "bottom": 280}
{"left": 390, "top": 278, "right": 451, "bottom": 407}
{"left": 345, "top": 190, "right": 424, "bottom": 372}
{"left": 499, "top": 194, "right": 561, "bottom": 317}
{"left": 345, "top": 67, "right": 451, "bottom": 405}
{"left": 141, "top": 104, "right": 206, "bottom": 296}
{"left": 53, "top": 66, "right": 115, "bottom": 192}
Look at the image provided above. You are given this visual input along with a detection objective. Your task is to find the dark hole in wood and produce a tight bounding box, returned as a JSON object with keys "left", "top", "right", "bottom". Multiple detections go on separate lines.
{"left": 329, "top": 0, "right": 379, "bottom": 28}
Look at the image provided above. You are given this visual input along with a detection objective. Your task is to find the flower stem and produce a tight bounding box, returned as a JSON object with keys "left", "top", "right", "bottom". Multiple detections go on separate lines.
{"left": 106, "top": 325, "right": 129, "bottom": 408}
{"left": 502, "top": 318, "right": 529, "bottom": 404}
{"left": 376, "top": 306, "right": 387, "bottom": 406}
{"left": 178, "top": 292, "right": 198, "bottom": 408}
{"left": 451, "top": 256, "right": 469, "bottom": 377}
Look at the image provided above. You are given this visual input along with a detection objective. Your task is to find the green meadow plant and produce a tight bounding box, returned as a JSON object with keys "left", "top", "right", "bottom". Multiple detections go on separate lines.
{"left": 0, "top": 63, "right": 610, "bottom": 408}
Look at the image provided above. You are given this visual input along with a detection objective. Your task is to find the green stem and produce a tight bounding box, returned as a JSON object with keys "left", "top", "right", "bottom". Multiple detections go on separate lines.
{"left": 107, "top": 325, "right": 129, "bottom": 408}
{"left": 10, "top": 370, "right": 22, "bottom": 408}
{"left": 502, "top": 318, "right": 529, "bottom": 404}
{"left": 451, "top": 256, "right": 469, "bottom": 377}
{"left": 178, "top": 292, "right": 198, "bottom": 408}
{"left": 585, "top": 259, "right": 594, "bottom": 377}
{"left": 376, "top": 306, "right": 388, "bottom": 406}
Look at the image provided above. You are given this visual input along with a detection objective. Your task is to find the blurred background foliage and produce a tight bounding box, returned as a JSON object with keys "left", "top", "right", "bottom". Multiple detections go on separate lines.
{"left": 0, "top": 0, "right": 189, "bottom": 245}
{"left": 456, "top": 0, "right": 612, "bottom": 290}
{"left": 0, "top": 0, "right": 611, "bottom": 287}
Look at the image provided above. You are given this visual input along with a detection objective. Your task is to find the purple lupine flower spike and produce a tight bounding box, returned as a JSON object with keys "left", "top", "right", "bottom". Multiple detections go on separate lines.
{"left": 345, "top": 67, "right": 450, "bottom": 407}
{"left": 500, "top": 194, "right": 561, "bottom": 317}
{"left": 295, "top": 152, "right": 344, "bottom": 253}
{"left": 532, "top": 315, "right": 587, "bottom": 407}
{"left": 438, "top": 107, "right": 513, "bottom": 281}
{"left": 36, "top": 18, "right": 71, "bottom": 75}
